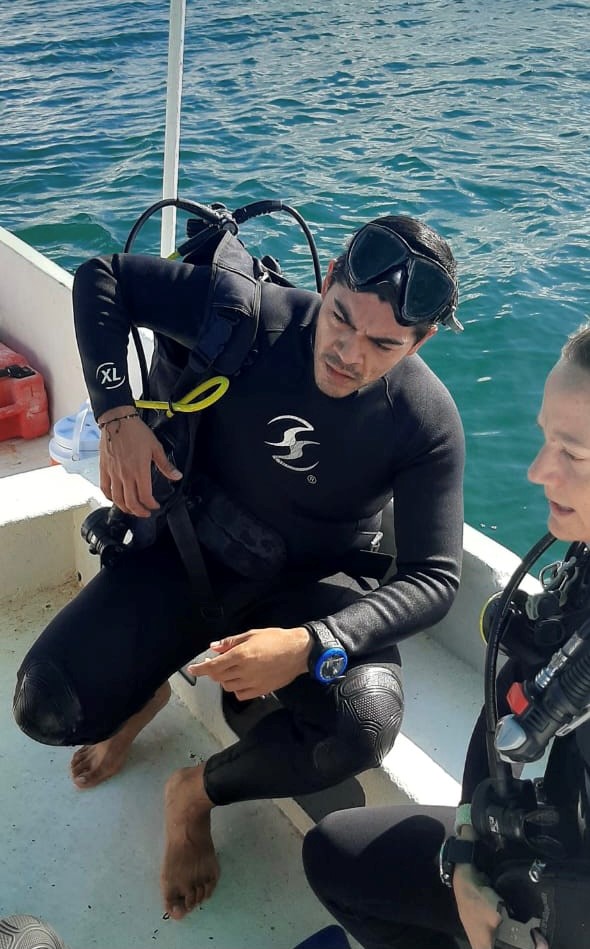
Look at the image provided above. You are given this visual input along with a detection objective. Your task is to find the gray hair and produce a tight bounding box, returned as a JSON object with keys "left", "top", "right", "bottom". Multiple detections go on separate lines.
{"left": 561, "top": 322, "right": 590, "bottom": 372}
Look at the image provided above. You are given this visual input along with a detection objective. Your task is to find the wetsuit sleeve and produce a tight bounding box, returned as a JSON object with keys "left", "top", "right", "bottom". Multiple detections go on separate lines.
{"left": 73, "top": 253, "right": 211, "bottom": 418}
{"left": 306, "top": 384, "right": 465, "bottom": 658}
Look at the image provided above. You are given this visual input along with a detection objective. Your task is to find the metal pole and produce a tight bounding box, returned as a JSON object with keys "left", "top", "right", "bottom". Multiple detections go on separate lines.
{"left": 160, "top": 0, "right": 186, "bottom": 257}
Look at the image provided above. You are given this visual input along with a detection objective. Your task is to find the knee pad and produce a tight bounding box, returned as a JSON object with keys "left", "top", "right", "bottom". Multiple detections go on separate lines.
{"left": 0, "top": 916, "right": 67, "bottom": 949}
{"left": 334, "top": 665, "right": 404, "bottom": 769}
{"left": 13, "top": 658, "right": 83, "bottom": 746}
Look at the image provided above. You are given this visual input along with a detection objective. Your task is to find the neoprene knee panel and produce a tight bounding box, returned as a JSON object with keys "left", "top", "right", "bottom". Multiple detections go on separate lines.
{"left": 13, "top": 658, "right": 83, "bottom": 746}
{"left": 317, "top": 665, "right": 404, "bottom": 774}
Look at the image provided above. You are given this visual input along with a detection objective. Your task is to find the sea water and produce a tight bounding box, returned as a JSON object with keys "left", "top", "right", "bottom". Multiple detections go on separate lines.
{"left": 2, "top": 0, "right": 590, "bottom": 558}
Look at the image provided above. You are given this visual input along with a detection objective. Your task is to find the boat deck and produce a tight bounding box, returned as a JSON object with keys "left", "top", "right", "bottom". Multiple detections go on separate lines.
{"left": 0, "top": 581, "right": 337, "bottom": 949}
{"left": 0, "top": 431, "right": 520, "bottom": 949}
{"left": 0, "top": 433, "right": 52, "bottom": 479}
{"left": 0, "top": 220, "right": 552, "bottom": 949}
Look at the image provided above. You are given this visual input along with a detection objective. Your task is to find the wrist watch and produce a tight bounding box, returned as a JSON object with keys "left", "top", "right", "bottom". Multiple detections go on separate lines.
{"left": 439, "top": 836, "right": 477, "bottom": 888}
{"left": 306, "top": 625, "right": 348, "bottom": 683}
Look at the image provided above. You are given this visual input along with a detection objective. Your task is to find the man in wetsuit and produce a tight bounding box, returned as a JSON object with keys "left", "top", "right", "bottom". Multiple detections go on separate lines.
{"left": 14, "top": 214, "right": 465, "bottom": 919}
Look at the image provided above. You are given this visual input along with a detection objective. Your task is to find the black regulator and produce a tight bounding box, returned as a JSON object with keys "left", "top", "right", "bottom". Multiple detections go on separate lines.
{"left": 473, "top": 532, "right": 590, "bottom": 859}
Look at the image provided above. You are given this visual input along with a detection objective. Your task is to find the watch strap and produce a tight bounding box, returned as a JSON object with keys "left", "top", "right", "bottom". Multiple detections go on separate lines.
{"left": 440, "top": 835, "right": 477, "bottom": 887}
{"left": 445, "top": 836, "right": 476, "bottom": 864}
{"left": 305, "top": 622, "right": 342, "bottom": 675}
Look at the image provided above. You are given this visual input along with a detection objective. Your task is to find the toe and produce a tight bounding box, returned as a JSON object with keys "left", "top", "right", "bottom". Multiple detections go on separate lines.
{"left": 194, "top": 884, "right": 205, "bottom": 905}
{"left": 169, "top": 900, "right": 187, "bottom": 921}
{"left": 73, "top": 744, "right": 89, "bottom": 760}
{"left": 71, "top": 747, "right": 93, "bottom": 774}
{"left": 184, "top": 885, "right": 197, "bottom": 913}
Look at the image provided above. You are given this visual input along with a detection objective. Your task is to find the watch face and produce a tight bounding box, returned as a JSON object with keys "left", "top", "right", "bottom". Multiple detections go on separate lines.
{"left": 319, "top": 655, "right": 347, "bottom": 681}
{"left": 312, "top": 644, "right": 348, "bottom": 683}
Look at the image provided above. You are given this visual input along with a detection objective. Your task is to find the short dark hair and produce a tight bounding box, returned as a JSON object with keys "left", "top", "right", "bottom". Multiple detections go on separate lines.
{"left": 329, "top": 214, "right": 458, "bottom": 341}
{"left": 562, "top": 322, "right": 590, "bottom": 372}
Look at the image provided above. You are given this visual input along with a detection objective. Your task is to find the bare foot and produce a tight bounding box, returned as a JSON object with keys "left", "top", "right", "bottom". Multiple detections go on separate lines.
{"left": 70, "top": 680, "right": 172, "bottom": 789}
{"left": 160, "top": 763, "right": 219, "bottom": 919}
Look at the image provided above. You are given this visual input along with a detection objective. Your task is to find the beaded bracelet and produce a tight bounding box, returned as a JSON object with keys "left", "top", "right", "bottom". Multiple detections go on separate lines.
{"left": 98, "top": 411, "right": 139, "bottom": 442}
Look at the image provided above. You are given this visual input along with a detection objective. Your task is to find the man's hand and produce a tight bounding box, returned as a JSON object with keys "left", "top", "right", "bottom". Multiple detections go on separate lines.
{"left": 98, "top": 405, "right": 182, "bottom": 517}
{"left": 188, "top": 627, "right": 313, "bottom": 700}
{"left": 453, "top": 862, "right": 502, "bottom": 949}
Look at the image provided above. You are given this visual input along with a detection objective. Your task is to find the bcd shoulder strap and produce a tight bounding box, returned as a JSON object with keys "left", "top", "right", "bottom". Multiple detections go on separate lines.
{"left": 172, "top": 230, "right": 262, "bottom": 399}
{"left": 157, "top": 232, "right": 265, "bottom": 637}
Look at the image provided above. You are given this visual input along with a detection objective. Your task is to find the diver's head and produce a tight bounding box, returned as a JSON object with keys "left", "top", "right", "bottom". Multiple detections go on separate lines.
{"left": 528, "top": 322, "right": 590, "bottom": 544}
{"left": 313, "top": 214, "right": 460, "bottom": 398}
{"left": 331, "top": 215, "right": 460, "bottom": 337}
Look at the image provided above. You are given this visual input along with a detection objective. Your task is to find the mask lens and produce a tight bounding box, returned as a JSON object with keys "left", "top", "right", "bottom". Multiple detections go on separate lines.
{"left": 403, "top": 258, "right": 453, "bottom": 322}
{"left": 347, "top": 224, "right": 408, "bottom": 286}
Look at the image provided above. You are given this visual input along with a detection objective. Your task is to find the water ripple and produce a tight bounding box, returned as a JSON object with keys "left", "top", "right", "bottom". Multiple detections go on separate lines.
{"left": 1, "top": 0, "right": 590, "bottom": 555}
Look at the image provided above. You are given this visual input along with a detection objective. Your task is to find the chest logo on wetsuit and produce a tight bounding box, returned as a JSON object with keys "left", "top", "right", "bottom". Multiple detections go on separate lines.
{"left": 264, "top": 415, "right": 320, "bottom": 472}
{"left": 96, "top": 362, "right": 126, "bottom": 390}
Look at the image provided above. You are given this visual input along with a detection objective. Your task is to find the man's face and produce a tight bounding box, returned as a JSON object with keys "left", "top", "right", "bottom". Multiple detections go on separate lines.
{"left": 313, "top": 265, "right": 436, "bottom": 398}
{"left": 528, "top": 359, "right": 590, "bottom": 545}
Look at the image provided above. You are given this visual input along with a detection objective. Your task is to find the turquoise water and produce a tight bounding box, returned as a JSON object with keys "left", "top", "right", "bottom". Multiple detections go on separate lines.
{"left": 2, "top": 0, "right": 590, "bottom": 558}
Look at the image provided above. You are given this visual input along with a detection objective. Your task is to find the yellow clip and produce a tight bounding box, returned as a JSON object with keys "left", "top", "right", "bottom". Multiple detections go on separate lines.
{"left": 479, "top": 591, "right": 502, "bottom": 646}
{"left": 136, "top": 375, "right": 230, "bottom": 417}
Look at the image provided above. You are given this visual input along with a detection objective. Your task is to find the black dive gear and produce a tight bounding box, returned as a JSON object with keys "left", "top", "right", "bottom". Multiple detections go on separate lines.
{"left": 125, "top": 196, "right": 322, "bottom": 402}
{"left": 472, "top": 531, "right": 584, "bottom": 851}
{"left": 479, "top": 536, "right": 590, "bottom": 781}
{"left": 495, "top": 615, "right": 590, "bottom": 764}
{"left": 80, "top": 196, "right": 322, "bottom": 585}
{"left": 13, "top": 657, "right": 83, "bottom": 746}
{"left": 469, "top": 534, "right": 590, "bottom": 948}
{"left": 344, "top": 220, "right": 462, "bottom": 332}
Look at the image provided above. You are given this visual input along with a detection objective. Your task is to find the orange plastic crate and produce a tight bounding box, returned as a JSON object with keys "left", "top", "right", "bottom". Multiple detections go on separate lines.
{"left": 0, "top": 342, "right": 50, "bottom": 440}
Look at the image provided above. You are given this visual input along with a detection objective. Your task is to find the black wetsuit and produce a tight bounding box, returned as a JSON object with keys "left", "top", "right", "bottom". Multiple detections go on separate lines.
{"left": 14, "top": 252, "right": 465, "bottom": 806}
{"left": 303, "top": 549, "right": 590, "bottom": 949}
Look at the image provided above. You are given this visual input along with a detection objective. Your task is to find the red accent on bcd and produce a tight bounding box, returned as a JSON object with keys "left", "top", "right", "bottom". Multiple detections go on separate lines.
{"left": 507, "top": 681, "right": 530, "bottom": 715}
